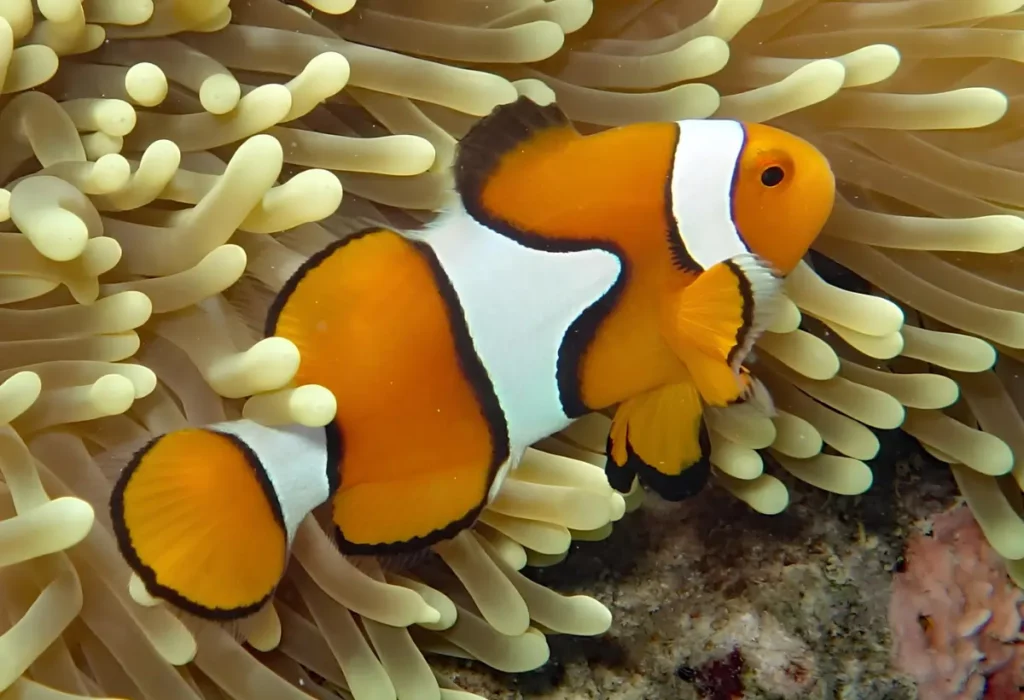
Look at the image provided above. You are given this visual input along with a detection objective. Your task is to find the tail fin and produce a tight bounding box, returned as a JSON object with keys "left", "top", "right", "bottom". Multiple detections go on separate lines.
{"left": 109, "top": 420, "right": 337, "bottom": 620}
{"left": 661, "top": 253, "right": 782, "bottom": 407}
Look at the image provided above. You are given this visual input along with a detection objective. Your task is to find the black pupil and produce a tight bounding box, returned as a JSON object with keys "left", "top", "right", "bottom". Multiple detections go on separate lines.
{"left": 761, "top": 166, "right": 785, "bottom": 187}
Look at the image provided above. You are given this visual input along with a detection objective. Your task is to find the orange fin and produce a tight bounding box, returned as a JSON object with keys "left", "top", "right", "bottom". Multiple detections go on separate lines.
{"left": 454, "top": 95, "right": 579, "bottom": 201}
{"left": 605, "top": 382, "right": 711, "bottom": 501}
{"left": 263, "top": 224, "right": 509, "bottom": 557}
{"left": 110, "top": 421, "right": 335, "bottom": 620}
{"left": 265, "top": 226, "right": 391, "bottom": 339}
{"left": 332, "top": 456, "right": 506, "bottom": 555}
{"left": 661, "top": 253, "right": 782, "bottom": 407}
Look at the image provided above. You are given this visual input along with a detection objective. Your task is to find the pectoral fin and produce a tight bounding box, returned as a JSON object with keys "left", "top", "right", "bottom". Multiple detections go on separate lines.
{"left": 737, "top": 366, "right": 776, "bottom": 416}
{"left": 661, "top": 253, "right": 782, "bottom": 407}
{"left": 605, "top": 382, "right": 711, "bottom": 501}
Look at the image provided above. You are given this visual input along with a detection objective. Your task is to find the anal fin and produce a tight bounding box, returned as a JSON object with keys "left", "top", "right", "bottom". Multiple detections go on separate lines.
{"left": 605, "top": 382, "right": 711, "bottom": 502}
{"left": 332, "top": 458, "right": 495, "bottom": 556}
{"left": 661, "top": 253, "right": 783, "bottom": 407}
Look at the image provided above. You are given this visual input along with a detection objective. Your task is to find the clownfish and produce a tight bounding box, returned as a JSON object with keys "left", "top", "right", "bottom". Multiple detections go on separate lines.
{"left": 109, "top": 97, "right": 835, "bottom": 620}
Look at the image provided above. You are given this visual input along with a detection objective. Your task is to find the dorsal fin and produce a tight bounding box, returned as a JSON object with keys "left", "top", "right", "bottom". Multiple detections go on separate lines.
{"left": 453, "top": 96, "right": 578, "bottom": 200}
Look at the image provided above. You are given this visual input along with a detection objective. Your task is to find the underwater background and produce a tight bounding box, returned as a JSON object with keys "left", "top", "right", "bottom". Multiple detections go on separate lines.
{"left": 1, "top": 0, "right": 1024, "bottom": 698}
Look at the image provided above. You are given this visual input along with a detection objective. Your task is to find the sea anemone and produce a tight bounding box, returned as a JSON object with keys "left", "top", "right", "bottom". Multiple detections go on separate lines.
{"left": 1, "top": 0, "right": 1024, "bottom": 698}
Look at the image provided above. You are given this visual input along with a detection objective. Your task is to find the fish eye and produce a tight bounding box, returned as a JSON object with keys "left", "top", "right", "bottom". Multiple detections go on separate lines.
{"left": 760, "top": 165, "right": 785, "bottom": 187}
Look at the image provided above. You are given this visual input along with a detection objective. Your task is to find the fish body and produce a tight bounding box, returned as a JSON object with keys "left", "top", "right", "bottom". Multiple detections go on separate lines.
{"left": 110, "top": 97, "right": 835, "bottom": 620}
{"left": 264, "top": 219, "right": 620, "bottom": 556}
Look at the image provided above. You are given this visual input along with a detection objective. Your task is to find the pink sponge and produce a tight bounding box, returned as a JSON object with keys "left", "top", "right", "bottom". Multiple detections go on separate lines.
{"left": 890, "top": 505, "right": 1024, "bottom": 699}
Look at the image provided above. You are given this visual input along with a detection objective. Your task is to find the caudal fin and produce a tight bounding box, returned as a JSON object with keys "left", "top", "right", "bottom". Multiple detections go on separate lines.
{"left": 661, "top": 253, "right": 782, "bottom": 407}
{"left": 110, "top": 420, "right": 336, "bottom": 620}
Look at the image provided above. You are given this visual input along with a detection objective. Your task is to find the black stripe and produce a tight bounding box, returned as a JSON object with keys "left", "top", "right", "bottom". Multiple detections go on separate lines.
{"left": 724, "top": 259, "right": 755, "bottom": 369}
{"left": 323, "top": 420, "right": 343, "bottom": 496}
{"left": 557, "top": 273, "right": 626, "bottom": 418}
{"left": 109, "top": 432, "right": 284, "bottom": 621}
{"left": 664, "top": 123, "right": 702, "bottom": 274}
{"left": 604, "top": 431, "right": 637, "bottom": 495}
{"left": 332, "top": 240, "right": 512, "bottom": 556}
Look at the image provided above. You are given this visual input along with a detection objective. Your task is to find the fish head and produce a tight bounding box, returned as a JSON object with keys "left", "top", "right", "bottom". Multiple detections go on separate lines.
{"left": 730, "top": 122, "right": 836, "bottom": 275}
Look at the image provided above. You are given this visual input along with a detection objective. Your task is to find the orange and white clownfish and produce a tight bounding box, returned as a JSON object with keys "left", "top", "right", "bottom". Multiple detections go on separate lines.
{"left": 109, "top": 96, "right": 835, "bottom": 620}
